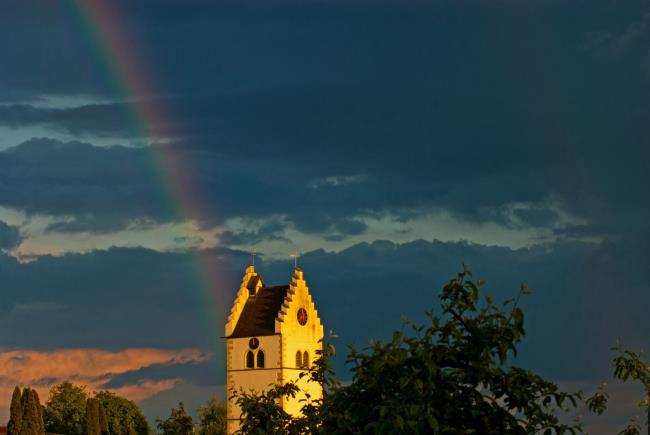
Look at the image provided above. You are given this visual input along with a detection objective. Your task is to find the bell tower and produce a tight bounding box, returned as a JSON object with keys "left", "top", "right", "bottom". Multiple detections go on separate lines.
{"left": 224, "top": 263, "right": 324, "bottom": 434}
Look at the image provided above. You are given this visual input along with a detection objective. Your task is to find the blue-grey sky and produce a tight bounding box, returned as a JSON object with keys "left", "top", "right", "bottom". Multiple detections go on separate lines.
{"left": 0, "top": 0, "right": 649, "bottom": 431}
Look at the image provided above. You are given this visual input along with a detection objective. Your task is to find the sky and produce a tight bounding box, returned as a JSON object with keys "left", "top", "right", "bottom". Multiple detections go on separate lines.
{"left": 0, "top": 0, "right": 649, "bottom": 432}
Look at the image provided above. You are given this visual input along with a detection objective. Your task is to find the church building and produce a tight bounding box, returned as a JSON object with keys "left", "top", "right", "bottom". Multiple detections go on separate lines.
{"left": 224, "top": 263, "right": 324, "bottom": 434}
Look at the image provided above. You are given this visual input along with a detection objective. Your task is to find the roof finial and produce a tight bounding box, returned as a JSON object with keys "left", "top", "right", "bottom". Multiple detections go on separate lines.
{"left": 290, "top": 252, "right": 300, "bottom": 269}
{"left": 250, "top": 250, "right": 257, "bottom": 267}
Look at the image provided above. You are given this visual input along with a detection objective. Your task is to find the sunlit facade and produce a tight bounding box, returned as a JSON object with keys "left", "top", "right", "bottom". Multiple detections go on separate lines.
{"left": 224, "top": 264, "right": 324, "bottom": 434}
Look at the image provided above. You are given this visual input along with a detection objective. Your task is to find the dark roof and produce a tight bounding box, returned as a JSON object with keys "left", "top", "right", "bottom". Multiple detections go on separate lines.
{"left": 247, "top": 275, "right": 262, "bottom": 290}
{"left": 229, "top": 285, "right": 289, "bottom": 338}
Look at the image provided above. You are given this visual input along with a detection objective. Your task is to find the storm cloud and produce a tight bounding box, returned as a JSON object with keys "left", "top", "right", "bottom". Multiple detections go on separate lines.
{"left": 0, "top": 221, "right": 22, "bottom": 250}
{"left": 1, "top": 1, "right": 649, "bottom": 431}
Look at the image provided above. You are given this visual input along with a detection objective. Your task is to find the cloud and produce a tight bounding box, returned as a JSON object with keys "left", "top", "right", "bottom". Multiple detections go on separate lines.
{"left": 2, "top": 3, "right": 650, "bottom": 243}
{"left": 0, "top": 246, "right": 246, "bottom": 351}
{"left": 0, "top": 104, "right": 136, "bottom": 138}
{"left": 0, "top": 237, "right": 647, "bottom": 430}
{"left": 0, "top": 347, "right": 208, "bottom": 422}
{"left": 0, "top": 236, "right": 647, "bottom": 382}
{"left": 0, "top": 139, "right": 172, "bottom": 232}
{"left": 218, "top": 217, "right": 291, "bottom": 246}
{"left": 0, "top": 220, "right": 22, "bottom": 250}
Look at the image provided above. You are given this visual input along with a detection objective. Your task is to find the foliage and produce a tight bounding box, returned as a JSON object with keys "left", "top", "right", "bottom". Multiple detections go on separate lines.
{"left": 591, "top": 341, "right": 650, "bottom": 435}
{"left": 233, "top": 266, "right": 585, "bottom": 434}
{"left": 585, "top": 383, "right": 608, "bottom": 416}
{"left": 99, "top": 400, "right": 110, "bottom": 435}
{"left": 613, "top": 342, "right": 650, "bottom": 435}
{"left": 31, "top": 389, "right": 45, "bottom": 435}
{"left": 7, "top": 386, "right": 23, "bottom": 435}
{"left": 86, "top": 397, "right": 110, "bottom": 435}
{"left": 197, "top": 396, "right": 228, "bottom": 435}
{"left": 8, "top": 387, "right": 45, "bottom": 435}
{"left": 95, "top": 390, "right": 152, "bottom": 435}
{"left": 233, "top": 383, "right": 300, "bottom": 434}
{"left": 37, "top": 382, "right": 150, "bottom": 435}
{"left": 86, "top": 397, "right": 101, "bottom": 435}
{"left": 156, "top": 402, "right": 195, "bottom": 435}
{"left": 20, "top": 388, "right": 45, "bottom": 435}
{"left": 43, "top": 381, "right": 88, "bottom": 435}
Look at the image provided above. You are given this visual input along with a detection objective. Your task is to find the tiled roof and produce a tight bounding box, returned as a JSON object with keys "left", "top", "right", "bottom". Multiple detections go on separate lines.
{"left": 229, "top": 285, "right": 289, "bottom": 338}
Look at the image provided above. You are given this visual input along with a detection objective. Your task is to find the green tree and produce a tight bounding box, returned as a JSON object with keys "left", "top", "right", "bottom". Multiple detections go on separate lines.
{"left": 86, "top": 398, "right": 102, "bottom": 435}
{"left": 613, "top": 342, "right": 650, "bottom": 435}
{"left": 95, "top": 390, "right": 151, "bottom": 435}
{"left": 197, "top": 397, "right": 227, "bottom": 435}
{"left": 31, "top": 389, "right": 45, "bottom": 435}
{"left": 588, "top": 341, "right": 650, "bottom": 435}
{"left": 7, "top": 386, "right": 23, "bottom": 435}
{"left": 20, "top": 388, "right": 44, "bottom": 435}
{"left": 98, "top": 399, "right": 109, "bottom": 435}
{"left": 43, "top": 381, "right": 88, "bottom": 435}
{"left": 234, "top": 267, "right": 585, "bottom": 434}
{"left": 233, "top": 383, "right": 301, "bottom": 434}
{"left": 156, "top": 402, "right": 195, "bottom": 434}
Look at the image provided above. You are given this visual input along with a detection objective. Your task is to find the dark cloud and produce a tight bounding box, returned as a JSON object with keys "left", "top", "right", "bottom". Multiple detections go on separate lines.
{"left": 102, "top": 357, "right": 218, "bottom": 389}
{"left": 1, "top": 3, "right": 649, "bottom": 432}
{"left": 1, "top": 238, "right": 647, "bottom": 383}
{"left": 0, "top": 221, "right": 23, "bottom": 250}
{"left": 0, "top": 237, "right": 647, "bottom": 434}
{"left": 0, "top": 104, "right": 136, "bottom": 137}
{"left": 0, "top": 246, "right": 247, "bottom": 353}
{"left": 218, "top": 218, "right": 290, "bottom": 246}
{"left": 1, "top": 2, "right": 650, "bottom": 241}
{"left": 0, "top": 139, "right": 173, "bottom": 231}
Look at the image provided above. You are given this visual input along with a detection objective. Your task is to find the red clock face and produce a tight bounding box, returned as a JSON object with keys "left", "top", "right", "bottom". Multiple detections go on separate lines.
{"left": 297, "top": 308, "right": 308, "bottom": 326}
{"left": 249, "top": 337, "right": 259, "bottom": 349}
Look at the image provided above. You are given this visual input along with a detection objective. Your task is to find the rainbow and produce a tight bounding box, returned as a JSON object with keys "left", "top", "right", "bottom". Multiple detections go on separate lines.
{"left": 69, "top": 1, "right": 224, "bottom": 366}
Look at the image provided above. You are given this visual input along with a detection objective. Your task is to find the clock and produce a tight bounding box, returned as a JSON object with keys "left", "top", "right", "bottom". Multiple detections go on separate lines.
{"left": 297, "top": 308, "right": 308, "bottom": 326}
{"left": 249, "top": 337, "right": 259, "bottom": 349}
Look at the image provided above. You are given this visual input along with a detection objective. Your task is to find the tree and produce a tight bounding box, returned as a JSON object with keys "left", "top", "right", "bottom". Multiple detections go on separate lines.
{"left": 234, "top": 266, "right": 585, "bottom": 434}
{"left": 7, "top": 386, "right": 23, "bottom": 435}
{"left": 197, "top": 397, "right": 227, "bottom": 435}
{"left": 98, "top": 399, "right": 109, "bottom": 435}
{"left": 31, "top": 389, "right": 45, "bottom": 435}
{"left": 613, "top": 342, "right": 650, "bottom": 435}
{"left": 588, "top": 341, "right": 650, "bottom": 435}
{"left": 20, "top": 388, "right": 44, "bottom": 435}
{"left": 95, "top": 390, "right": 151, "bottom": 435}
{"left": 43, "top": 381, "right": 88, "bottom": 435}
{"left": 156, "top": 402, "right": 195, "bottom": 435}
{"left": 86, "top": 398, "right": 102, "bottom": 435}
{"left": 233, "top": 383, "right": 301, "bottom": 434}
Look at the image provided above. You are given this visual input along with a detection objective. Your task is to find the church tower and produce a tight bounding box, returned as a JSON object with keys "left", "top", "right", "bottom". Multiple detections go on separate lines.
{"left": 224, "top": 263, "right": 324, "bottom": 434}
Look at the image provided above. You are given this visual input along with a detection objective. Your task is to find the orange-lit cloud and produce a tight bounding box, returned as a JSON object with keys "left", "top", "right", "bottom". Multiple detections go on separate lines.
{"left": 0, "top": 348, "right": 209, "bottom": 423}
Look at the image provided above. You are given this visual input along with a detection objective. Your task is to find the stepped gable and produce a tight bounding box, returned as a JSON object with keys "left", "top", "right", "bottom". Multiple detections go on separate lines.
{"left": 229, "top": 284, "right": 290, "bottom": 338}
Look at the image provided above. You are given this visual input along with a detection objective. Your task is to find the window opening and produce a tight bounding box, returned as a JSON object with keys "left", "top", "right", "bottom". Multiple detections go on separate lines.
{"left": 256, "top": 350, "right": 265, "bottom": 368}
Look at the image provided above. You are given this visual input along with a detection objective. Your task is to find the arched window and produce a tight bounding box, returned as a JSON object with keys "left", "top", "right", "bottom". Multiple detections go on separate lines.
{"left": 296, "top": 350, "right": 302, "bottom": 368}
{"left": 303, "top": 351, "right": 309, "bottom": 369}
{"left": 245, "top": 351, "right": 254, "bottom": 369}
{"left": 256, "top": 350, "right": 265, "bottom": 368}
